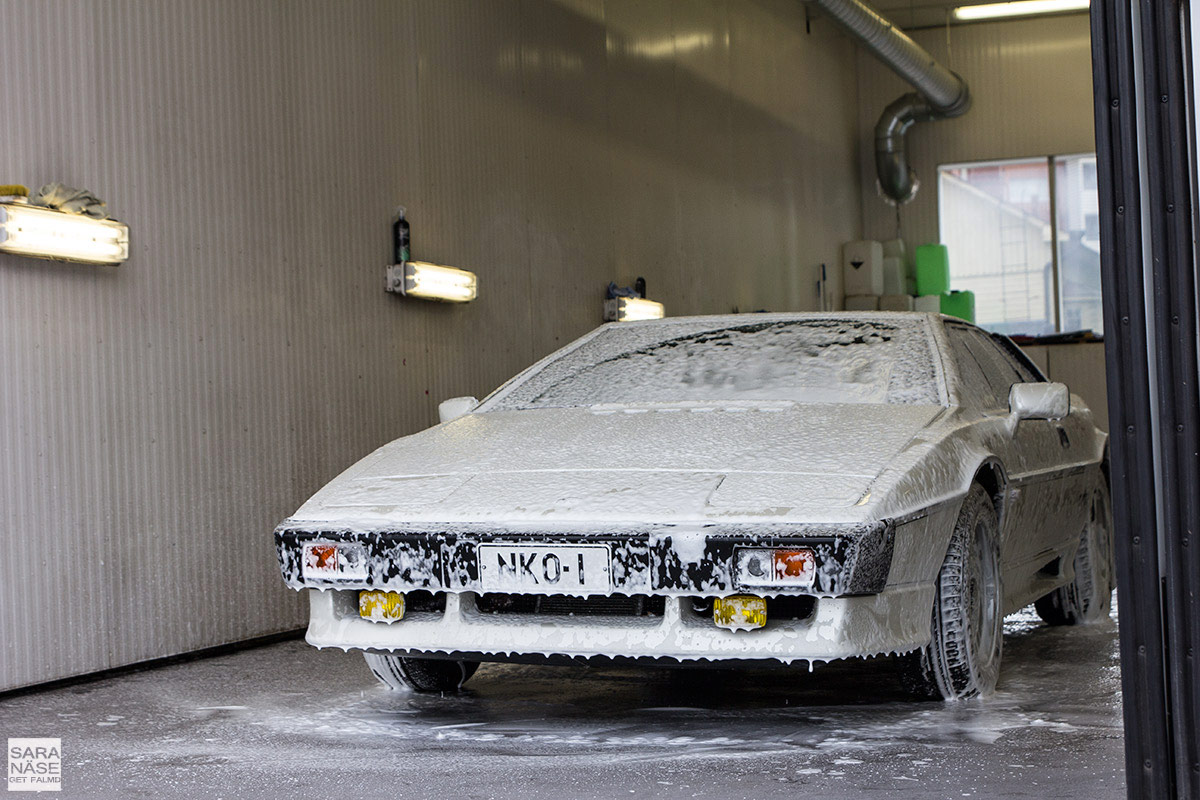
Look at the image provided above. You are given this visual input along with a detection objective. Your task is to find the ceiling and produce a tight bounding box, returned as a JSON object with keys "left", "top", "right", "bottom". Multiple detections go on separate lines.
{"left": 865, "top": 0, "right": 1088, "bottom": 30}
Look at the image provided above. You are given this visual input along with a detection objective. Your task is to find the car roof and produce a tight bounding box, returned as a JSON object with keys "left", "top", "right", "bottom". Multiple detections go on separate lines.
{"left": 604, "top": 310, "right": 952, "bottom": 329}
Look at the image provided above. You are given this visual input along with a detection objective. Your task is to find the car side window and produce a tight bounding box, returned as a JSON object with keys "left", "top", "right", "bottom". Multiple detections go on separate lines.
{"left": 986, "top": 333, "right": 1043, "bottom": 382}
{"left": 945, "top": 327, "right": 996, "bottom": 409}
{"left": 962, "top": 331, "right": 1025, "bottom": 408}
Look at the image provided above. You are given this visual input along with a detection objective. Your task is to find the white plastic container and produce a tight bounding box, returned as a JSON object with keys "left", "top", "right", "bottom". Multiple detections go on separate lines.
{"left": 882, "top": 256, "right": 905, "bottom": 296}
{"left": 882, "top": 238, "right": 905, "bottom": 259}
{"left": 842, "top": 240, "right": 884, "bottom": 297}
{"left": 914, "top": 294, "right": 942, "bottom": 313}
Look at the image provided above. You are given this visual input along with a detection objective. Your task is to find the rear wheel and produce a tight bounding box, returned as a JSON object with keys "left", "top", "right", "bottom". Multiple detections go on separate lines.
{"left": 363, "top": 653, "right": 479, "bottom": 693}
{"left": 902, "top": 483, "right": 1003, "bottom": 701}
{"left": 1035, "top": 479, "right": 1114, "bottom": 626}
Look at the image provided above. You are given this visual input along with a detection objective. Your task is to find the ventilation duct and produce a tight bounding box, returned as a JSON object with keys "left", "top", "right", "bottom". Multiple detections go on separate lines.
{"left": 807, "top": 0, "right": 971, "bottom": 205}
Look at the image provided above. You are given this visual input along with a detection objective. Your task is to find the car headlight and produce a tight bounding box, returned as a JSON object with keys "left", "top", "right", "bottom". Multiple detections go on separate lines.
{"left": 734, "top": 547, "right": 816, "bottom": 588}
{"left": 301, "top": 541, "right": 368, "bottom": 580}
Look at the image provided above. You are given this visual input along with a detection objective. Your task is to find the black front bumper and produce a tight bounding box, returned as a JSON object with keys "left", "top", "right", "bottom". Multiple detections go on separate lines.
{"left": 275, "top": 522, "right": 895, "bottom": 597}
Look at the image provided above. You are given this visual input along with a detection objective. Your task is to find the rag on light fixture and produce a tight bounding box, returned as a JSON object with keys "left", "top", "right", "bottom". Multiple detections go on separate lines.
{"left": 953, "top": 0, "right": 1089, "bottom": 21}
{"left": 387, "top": 260, "right": 477, "bottom": 303}
{"left": 604, "top": 296, "right": 665, "bottom": 322}
{"left": 0, "top": 202, "right": 129, "bottom": 265}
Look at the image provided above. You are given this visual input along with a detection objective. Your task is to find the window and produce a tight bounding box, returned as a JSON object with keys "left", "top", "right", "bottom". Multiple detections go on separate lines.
{"left": 988, "top": 333, "right": 1045, "bottom": 382}
{"left": 485, "top": 317, "right": 944, "bottom": 410}
{"left": 961, "top": 328, "right": 1023, "bottom": 407}
{"left": 945, "top": 327, "right": 996, "bottom": 409}
{"left": 938, "top": 155, "right": 1103, "bottom": 337}
{"left": 1054, "top": 155, "right": 1104, "bottom": 334}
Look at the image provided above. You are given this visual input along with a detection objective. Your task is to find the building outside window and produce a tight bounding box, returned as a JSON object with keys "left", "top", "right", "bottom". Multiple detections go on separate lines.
{"left": 938, "top": 154, "right": 1103, "bottom": 336}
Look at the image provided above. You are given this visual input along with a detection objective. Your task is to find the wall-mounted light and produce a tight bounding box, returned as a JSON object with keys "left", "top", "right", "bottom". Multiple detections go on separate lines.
{"left": 604, "top": 296, "right": 665, "bottom": 322}
{"left": 0, "top": 202, "right": 129, "bottom": 265}
{"left": 953, "top": 0, "right": 1088, "bottom": 21}
{"left": 386, "top": 260, "right": 477, "bottom": 303}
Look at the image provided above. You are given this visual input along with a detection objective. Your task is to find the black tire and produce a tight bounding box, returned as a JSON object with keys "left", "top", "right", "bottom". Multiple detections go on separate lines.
{"left": 363, "top": 653, "right": 479, "bottom": 693}
{"left": 902, "top": 483, "right": 1003, "bottom": 701}
{"left": 1035, "top": 478, "right": 1114, "bottom": 626}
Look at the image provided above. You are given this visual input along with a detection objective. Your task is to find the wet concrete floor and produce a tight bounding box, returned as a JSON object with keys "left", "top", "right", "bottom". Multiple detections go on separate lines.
{"left": 0, "top": 605, "right": 1124, "bottom": 799}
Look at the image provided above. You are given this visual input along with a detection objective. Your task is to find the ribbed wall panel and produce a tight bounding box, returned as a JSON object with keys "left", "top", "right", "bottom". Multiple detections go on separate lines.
{"left": 854, "top": 13, "right": 1095, "bottom": 247}
{"left": 0, "top": 0, "right": 861, "bottom": 691}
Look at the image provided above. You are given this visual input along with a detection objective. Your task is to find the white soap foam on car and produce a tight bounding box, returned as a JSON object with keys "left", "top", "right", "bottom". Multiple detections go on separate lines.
{"left": 275, "top": 312, "right": 1110, "bottom": 672}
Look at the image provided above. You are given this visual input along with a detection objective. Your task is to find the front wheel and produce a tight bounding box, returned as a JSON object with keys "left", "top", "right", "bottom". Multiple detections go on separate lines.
{"left": 902, "top": 483, "right": 1003, "bottom": 701}
{"left": 363, "top": 653, "right": 479, "bottom": 693}
{"left": 1035, "top": 479, "right": 1114, "bottom": 626}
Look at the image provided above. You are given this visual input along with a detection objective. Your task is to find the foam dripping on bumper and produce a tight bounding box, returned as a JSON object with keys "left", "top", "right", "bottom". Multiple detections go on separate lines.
{"left": 303, "top": 584, "right": 935, "bottom": 665}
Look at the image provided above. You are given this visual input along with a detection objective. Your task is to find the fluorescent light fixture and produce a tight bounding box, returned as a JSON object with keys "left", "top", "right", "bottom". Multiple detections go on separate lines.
{"left": 0, "top": 202, "right": 129, "bottom": 265}
{"left": 953, "top": 0, "right": 1089, "bottom": 21}
{"left": 391, "top": 260, "right": 477, "bottom": 303}
{"left": 604, "top": 296, "right": 665, "bottom": 322}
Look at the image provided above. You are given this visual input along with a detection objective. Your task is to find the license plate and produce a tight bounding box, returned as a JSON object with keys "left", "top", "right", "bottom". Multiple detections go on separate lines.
{"left": 477, "top": 544, "right": 611, "bottom": 593}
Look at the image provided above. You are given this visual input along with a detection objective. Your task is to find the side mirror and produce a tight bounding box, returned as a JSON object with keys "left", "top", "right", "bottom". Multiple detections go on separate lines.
{"left": 438, "top": 396, "right": 478, "bottom": 424}
{"left": 1009, "top": 382, "right": 1070, "bottom": 421}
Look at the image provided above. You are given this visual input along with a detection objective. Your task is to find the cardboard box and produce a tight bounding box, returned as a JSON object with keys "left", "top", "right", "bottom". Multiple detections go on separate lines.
{"left": 845, "top": 294, "right": 881, "bottom": 311}
{"left": 880, "top": 294, "right": 915, "bottom": 311}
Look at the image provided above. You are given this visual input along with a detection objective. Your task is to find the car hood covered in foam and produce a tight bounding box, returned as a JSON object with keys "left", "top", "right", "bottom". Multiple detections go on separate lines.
{"left": 288, "top": 402, "right": 945, "bottom": 526}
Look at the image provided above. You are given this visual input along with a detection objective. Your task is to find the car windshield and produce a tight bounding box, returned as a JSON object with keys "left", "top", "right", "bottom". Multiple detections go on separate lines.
{"left": 486, "top": 316, "right": 943, "bottom": 409}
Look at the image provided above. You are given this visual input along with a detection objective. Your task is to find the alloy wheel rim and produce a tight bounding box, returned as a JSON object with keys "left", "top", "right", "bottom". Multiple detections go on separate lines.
{"left": 968, "top": 520, "right": 1000, "bottom": 671}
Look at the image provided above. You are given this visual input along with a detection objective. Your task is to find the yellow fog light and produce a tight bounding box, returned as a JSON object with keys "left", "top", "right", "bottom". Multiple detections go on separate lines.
{"left": 359, "top": 590, "right": 405, "bottom": 623}
{"left": 713, "top": 595, "right": 767, "bottom": 631}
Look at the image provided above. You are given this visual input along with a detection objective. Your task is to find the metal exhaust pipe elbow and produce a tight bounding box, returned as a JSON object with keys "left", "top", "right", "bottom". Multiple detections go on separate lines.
{"left": 807, "top": 0, "right": 971, "bottom": 205}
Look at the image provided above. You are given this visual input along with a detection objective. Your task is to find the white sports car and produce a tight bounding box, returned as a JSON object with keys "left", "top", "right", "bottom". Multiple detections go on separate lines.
{"left": 275, "top": 312, "right": 1113, "bottom": 700}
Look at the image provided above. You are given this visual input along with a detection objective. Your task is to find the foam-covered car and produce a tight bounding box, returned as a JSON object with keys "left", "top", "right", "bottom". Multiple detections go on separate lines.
{"left": 275, "top": 312, "right": 1113, "bottom": 699}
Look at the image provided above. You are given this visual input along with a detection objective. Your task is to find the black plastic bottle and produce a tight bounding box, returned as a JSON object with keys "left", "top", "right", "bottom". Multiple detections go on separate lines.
{"left": 393, "top": 206, "right": 410, "bottom": 264}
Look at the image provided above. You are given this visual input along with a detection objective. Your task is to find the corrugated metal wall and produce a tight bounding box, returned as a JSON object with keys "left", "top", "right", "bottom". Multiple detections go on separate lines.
{"left": 855, "top": 13, "right": 1095, "bottom": 245}
{"left": 0, "top": 0, "right": 862, "bottom": 692}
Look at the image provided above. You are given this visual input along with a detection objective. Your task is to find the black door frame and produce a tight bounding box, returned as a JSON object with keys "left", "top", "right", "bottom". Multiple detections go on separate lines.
{"left": 1091, "top": 1, "right": 1200, "bottom": 796}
